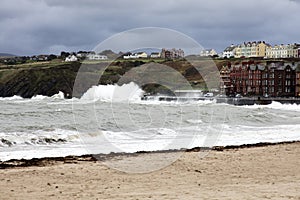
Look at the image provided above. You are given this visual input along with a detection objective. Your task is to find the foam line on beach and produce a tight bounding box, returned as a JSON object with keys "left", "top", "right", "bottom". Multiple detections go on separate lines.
{"left": 1, "top": 140, "right": 299, "bottom": 169}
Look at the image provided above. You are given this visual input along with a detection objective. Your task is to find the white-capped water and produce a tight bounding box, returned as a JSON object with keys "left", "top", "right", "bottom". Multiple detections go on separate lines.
{"left": 0, "top": 83, "right": 300, "bottom": 161}
{"left": 80, "top": 82, "right": 144, "bottom": 102}
{"left": 241, "top": 101, "right": 300, "bottom": 112}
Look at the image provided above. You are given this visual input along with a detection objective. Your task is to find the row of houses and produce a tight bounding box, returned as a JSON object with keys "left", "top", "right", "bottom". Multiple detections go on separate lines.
{"left": 199, "top": 49, "right": 218, "bottom": 57}
{"left": 65, "top": 53, "right": 108, "bottom": 62}
{"left": 222, "top": 42, "right": 300, "bottom": 59}
{"left": 123, "top": 52, "right": 149, "bottom": 59}
{"left": 266, "top": 44, "right": 300, "bottom": 59}
{"left": 220, "top": 61, "right": 300, "bottom": 97}
{"left": 123, "top": 48, "right": 185, "bottom": 60}
{"left": 123, "top": 52, "right": 162, "bottom": 59}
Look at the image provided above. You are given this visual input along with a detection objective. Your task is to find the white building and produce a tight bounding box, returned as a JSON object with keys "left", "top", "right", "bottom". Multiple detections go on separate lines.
{"left": 87, "top": 54, "right": 108, "bottom": 60}
{"left": 65, "top": 55, "right": 78, "bottom": 62}
{"left": 266, "top": 44, "right": 300, "bottom": 58}
{"left": 200, "top": 49, "right": 218, "bottom": 57}
{"left": 123, "top": 52, "right": 148, "bottom": 59}
{"left": 222, "top": 45, "right": 236, "bottom": 58}
{"left": 150, "top": 52, "right": 161, "bottom": 58}
{"left": 136, "top": 52, "right": 148, "bottom": 58}
{"left": 123, "top": 54, "right": 138, "bottom": 59}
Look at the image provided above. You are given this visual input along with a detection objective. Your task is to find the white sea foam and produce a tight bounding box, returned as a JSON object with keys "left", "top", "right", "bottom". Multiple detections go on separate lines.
{"left": 0, "top": 95, "right": 23, "bottom": 101}
{"left": 214, "top": 124, "right": 300, "bottom": 146}
{"left": 32, "top": 95, "right": 47, "bottom": 100}
{"left": 0, "top": 128, "right": 80, "bottom": 147}
{"left": 242, "top": 101, "right": 300, "bottom": 111}
{"left": 0, "top": 145, "right": 87, "bottom": 162}
{"left": 1, "top": 123, "right": 300, "bottom": 161}
{"left": 85, "top": 123, "right": 300, "bottom": 154}
{"left": 80, "top": 82, "right": 144, "bottom": 102}
{"left": 1, "top": 84, "right": 300, "bottom": 162}
{"left": 0, "top": 91, "right": 66, "bottom": 103}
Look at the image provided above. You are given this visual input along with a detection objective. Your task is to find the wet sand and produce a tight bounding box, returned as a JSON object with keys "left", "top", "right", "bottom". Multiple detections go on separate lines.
{"left": 0, "top": 142, "right": 299, "bottom": 199}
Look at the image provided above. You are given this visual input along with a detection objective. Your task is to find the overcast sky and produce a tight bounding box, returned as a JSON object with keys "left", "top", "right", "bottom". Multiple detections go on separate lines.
{"left": 0, "top": 0, "right": 299, "bottom": 56}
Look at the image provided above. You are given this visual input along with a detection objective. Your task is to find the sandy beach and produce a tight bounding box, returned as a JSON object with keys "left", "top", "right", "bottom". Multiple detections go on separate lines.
{"left": 0, "top": 142, "right": 299, "bottom": 200}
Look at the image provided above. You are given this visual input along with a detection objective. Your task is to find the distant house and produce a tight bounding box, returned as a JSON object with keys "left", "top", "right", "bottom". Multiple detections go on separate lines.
{"left": 200, "top": 49, "right": 218, "bottom": 57}
{"left": 65, "top": 55, "right": 78, "bottom": 62}
{"left": 30, "top": 56, "right": 38, "bottom": 61}
{"left": 150, "top": 52, "right": 161, "bottom": 58}
{"left": 123, "top": 53, "right": 138, "bottom": 59}
{"left": 87, "top": 54, "right": 108, "bottom": 60}
{"left": 123, "top": 52, "right": 147, "bottom": 59}
{"left": 222, "top": 45, "right": 236, "bottom": 58}
{"left": 37, "top": 55, "right": 48, "bottom": 61}
{"left": 76, "top": 51, "right": 88, "bottom": 58}
{"left": 161, "top": 48, "right": 184, "bottom": 59}
{"left": 123, "top": 53, "right": 130, "bottom": 59}
{"left": 136, "top": 52, "right": 148, "bottom": 58}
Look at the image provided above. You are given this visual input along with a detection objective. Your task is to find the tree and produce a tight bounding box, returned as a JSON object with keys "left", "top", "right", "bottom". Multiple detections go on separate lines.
{"left": 48, "top": 54, "right": 57, "bottom": 60}
{"left": 60, "top": 51, "right": 70, "bottom": 58}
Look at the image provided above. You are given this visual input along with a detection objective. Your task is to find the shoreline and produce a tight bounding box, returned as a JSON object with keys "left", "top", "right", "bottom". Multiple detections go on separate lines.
{"left": 1, "top": 140, "right": 299, "bottom": 199}
{"left": 1, "top": 140, "right": 299, "bottom": 169}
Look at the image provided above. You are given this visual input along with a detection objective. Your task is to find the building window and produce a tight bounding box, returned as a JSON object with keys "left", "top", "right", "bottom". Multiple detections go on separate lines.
{"left": 269, "top": 80, "right": 274, "bottom": 85}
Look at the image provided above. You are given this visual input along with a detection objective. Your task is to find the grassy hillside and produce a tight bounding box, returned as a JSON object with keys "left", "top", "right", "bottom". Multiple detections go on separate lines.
{"left": 1, "top": 57, "right": 290, "bottom": 98}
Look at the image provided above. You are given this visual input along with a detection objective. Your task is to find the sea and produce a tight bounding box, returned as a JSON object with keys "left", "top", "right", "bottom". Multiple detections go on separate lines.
{"left": 1, "top": 82, "right": 300, "bottom": 161}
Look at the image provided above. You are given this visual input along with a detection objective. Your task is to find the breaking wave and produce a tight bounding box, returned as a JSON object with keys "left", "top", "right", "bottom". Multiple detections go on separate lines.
{"left": 242, "top": 101, "right": 300, "bottom": 112}
{"left": 0, "top": 91, "right": 65, "bottom": 101}
{"left": 0, "top": 128, "right": 79, "bottom": 147}
{"left": 80, "top": 82, "right": 144, "bottom": 102}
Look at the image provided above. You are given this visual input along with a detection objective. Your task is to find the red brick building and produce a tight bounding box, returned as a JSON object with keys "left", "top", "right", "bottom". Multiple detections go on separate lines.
{"left": 296, "top": 64, "right": 300, "bottom": 97}
{"left": 220, "top": 65, "right": 232, "bottom": 94}
{"left": 220, "top": 61, "right": 300, "bottom": 97}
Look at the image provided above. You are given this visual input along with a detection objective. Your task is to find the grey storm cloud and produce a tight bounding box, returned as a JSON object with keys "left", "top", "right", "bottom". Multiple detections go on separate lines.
{"left": 0, "top": 0, "right": 299, "bottom": 55}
